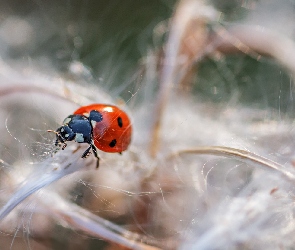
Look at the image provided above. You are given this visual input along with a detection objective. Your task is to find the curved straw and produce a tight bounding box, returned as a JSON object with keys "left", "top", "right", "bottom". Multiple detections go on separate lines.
{"left": 0, "top": 150, "right": 84, "bottom": 221}
{"left": 0, "top": 154, "right": 166, "bottom": 249}
{"left": 41, "top": 191, "right": 163, "bottom": 250}
{"left": 168, "top": 146, "right": 295, "bottom": 182}
{"left": 0, "top": 85, "right": 68, "bottom": 100}
{"left": 212, "top": 25, "right": 295, "bottom": 76}
{"left": 149, "top": 0, "right": 214, "bottom": 157}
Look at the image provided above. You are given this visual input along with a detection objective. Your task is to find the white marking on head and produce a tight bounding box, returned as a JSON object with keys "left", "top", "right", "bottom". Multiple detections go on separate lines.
{"left": 60, "top": 128, "right": 64, "bottom": 132}
{"left": 65, "top": 134, "right": 69, "bottom": 138}
{"left": 63, "top": 117, "right": 72, "bottom": 124}
{"left": 91, "top": 120, "right": 97, "bottom": 128}
{"left": 75, "top": 133, "right": 84, "bottom": 143}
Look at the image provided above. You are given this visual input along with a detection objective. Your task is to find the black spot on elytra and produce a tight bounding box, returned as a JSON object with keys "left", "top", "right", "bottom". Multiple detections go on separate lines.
{"left": 89, "top": 110, "right": 103, "bottom": 122}
{"left": 117, "top": 117, "right": 123, "bottom": 128}
{"left": 109, "top": 139, "right": 117, "bottom": 148}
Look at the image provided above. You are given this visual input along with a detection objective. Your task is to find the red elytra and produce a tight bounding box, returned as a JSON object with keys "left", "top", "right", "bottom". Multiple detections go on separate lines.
{"left": 74, "top": 104, "right": 132, "bottom": 153}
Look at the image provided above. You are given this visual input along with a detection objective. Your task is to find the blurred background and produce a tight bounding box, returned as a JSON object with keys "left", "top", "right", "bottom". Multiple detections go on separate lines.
{"left": 0, "top": 0, "right": 292, "bottom": 113}
{"left": 0, "top": 0, "right": 175, "bottom": 99}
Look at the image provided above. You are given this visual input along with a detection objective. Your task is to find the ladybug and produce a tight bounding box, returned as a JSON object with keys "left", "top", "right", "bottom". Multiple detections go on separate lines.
{"left": 49, "top": 104, "right": 132, "bottom": 168}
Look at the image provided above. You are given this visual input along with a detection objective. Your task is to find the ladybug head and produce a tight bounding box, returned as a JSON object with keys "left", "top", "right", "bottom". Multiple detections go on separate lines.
{"left": 55, "top": 124, "right": 76, "bottom": 145}
{"left": 51, "top": 114, "right": 93, "bottom": 148}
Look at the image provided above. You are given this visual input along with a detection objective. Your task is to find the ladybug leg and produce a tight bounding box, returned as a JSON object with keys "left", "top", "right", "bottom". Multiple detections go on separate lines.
{"left": 90, "top": 144, "right": 100, "bottom": 169}
{"left": 80, "top": 144, "right": 100, "bottom": 169}
{"left": 81, "top": 145, "right": 92, "bottom": 159}
{"left": 55, "top": 134, "right": 62, "bottom": 146}
{"left": 47, "top": 130, "right": 63, "bottom": 146}
{"left": 62, "top": 143, "right": 67, "bottom": 150}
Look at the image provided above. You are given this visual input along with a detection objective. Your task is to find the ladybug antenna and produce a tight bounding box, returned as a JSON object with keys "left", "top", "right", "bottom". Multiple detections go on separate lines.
{"left": 47, "top": 129, "right": 64, "bottom": 146}
{"left": 47, "top": 129, "right": 58, "bottom": 135}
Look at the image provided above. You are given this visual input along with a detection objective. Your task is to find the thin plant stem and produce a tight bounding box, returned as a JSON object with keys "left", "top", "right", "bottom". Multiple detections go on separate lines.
{"left": 168, "top": 146, "right": 295, "bottom": 182}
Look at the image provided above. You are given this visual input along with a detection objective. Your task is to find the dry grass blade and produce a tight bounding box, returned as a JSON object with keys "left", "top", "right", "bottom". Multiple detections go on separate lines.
{"left": 168, "top": 146, "right": 295, "bottom": 182}
{"left": 210, "top": 25, "right": 295, "bottom": 76}
{"left": 149, "top": 0, "right": 216, "bottom": 157}
{"left": 42, "top": 192, "right": 164, "bottom": 250}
